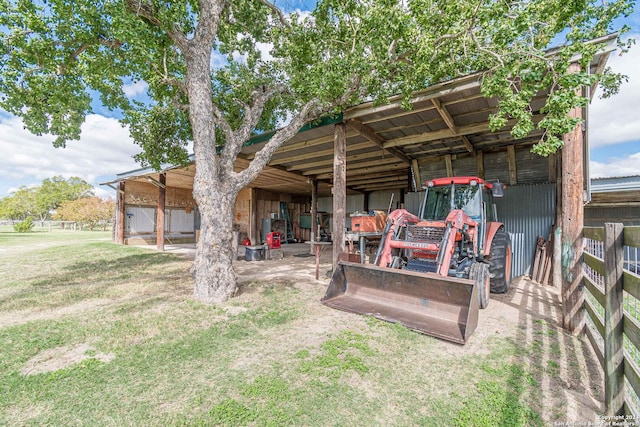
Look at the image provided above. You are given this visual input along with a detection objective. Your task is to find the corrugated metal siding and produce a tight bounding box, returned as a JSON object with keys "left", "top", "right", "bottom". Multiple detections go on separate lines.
{"left": 167, "top": 209, "right": 195, "bottom": 232}
{"left": 369, "top": 191, "right": 401, "bottom": 211}
{"left": 585, "top": 206, "right": 640, "bottom": 226}
{"left": 125, "top": 207, "right": 155, "bottom": 233}
{"left": 404, "top": 192, "right": 424, "bottom": 216}
{"left": 388, "top": 184, "right": 556, "bottom": 278}
{"left": 495, "top": 183, "right": 556, "bottom": 277}
{"left": 317, "top": 195, "right": 365, "bottom": 214}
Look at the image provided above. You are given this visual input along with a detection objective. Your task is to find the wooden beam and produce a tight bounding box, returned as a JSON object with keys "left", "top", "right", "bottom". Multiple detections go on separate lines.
{"left": 548, "top": 153, "right": 557, "bottom": 183}
{"left": 384, "top": 122, "right": 489, "bottom": 149}
{"left": 432, "top": 97, "right": 458, "bottom": 133}
{"left": 311, "top": 179, "right": 318, "bottom": 242}
{"left": 248, "top": 131, "right": 357, "bottom": 159}
{"left": 460, "top": 135, "right": 474, "bottom": 153}
{"left": 146, "top": 176, "right": 166, "bottom": 189}
{"left": 105, "top": 183, "right": 125, "bottom": 194}
{"left": 304, "top": 160, "right": 407, "bottom": 177}
{"left": 476, "top": 150, "right": 485, "bottom": 179}
{"left": 445, "top": 154, "right": 453, "bottom": 177}
{"left": 383, "top": 115, "right": 545, "bottom": 149}
{"left": 117, "top": 181, "right": 125, "bottom": 244}
{"left": 354, "top": 183, "right": 409, "bottom": 192}
{"left": 360, "top": 104, "right": 436, "bottom": 125}
{"left": 412, "top": 159, "right": 422, "bottom": 191}
{"left": 507, "top": 145, "right": 517, "bottom": 185}
{"left": 286, "top": 149, "right": 393, "bottom": 172}
{"left": 314, "top": 163, "right": 407, "bottom": 180}
{"left": 561, "top": 62, "right": 585, "bottom": 335}
{"left": 271, "top": 141, "right": 372, "bottom": 166}
{"left": 348, "top": 175, "right": 409, "bottom": 187}
{"left": 348, "top": 119, "right": 412, "bottom": 164}
{"left": 157, "top": 173, "right": 166, "bottom": 252}
{"left": 333, "top": 123, "right": 347, "bottom": 269}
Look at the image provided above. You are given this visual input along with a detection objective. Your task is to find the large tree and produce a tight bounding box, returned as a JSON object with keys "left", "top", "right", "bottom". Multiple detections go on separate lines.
{"left": 0, "top": 176, "right": 93, "bottom": 223}
{"left": 0, "top": 0, "right": 633, "bottom": 302}
{"left": 35, "top": 176, "right": 94, "bottom": 223}
{"left": 54, "top": 196, "right": 115, "bottom": 230}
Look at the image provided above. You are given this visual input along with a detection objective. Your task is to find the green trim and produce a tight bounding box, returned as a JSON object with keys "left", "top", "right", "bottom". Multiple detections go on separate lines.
{"left": 242, "top": 113, "right": 344, "bottom": 147}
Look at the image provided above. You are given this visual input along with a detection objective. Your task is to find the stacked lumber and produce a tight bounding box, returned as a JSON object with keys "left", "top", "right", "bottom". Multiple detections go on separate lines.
{"left": 531, "top": 235, "right": 553, "bottom": 285}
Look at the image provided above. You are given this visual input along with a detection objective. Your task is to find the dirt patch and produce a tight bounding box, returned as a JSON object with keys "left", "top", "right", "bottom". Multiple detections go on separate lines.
{"left": 21, "top": 344, "right": 115, "bottom": 376}
{"left": 0, "top": 299, "right": 117, "bottom": 329}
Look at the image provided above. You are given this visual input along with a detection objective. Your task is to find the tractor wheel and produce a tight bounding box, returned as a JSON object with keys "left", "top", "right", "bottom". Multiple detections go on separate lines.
{"left": 470, "top": 262, "right": 490, "bottom": 309}
{"left": 489, "top": 228, "right": 512, "bottom": 294}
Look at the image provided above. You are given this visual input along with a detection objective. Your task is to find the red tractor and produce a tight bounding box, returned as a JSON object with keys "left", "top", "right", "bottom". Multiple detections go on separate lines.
{"left": 322, "top": 176, "right": 512, "bottom": 344}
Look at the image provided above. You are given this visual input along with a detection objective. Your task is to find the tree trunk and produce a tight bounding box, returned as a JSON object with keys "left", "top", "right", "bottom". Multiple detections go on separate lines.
{"left": 192, "top": 183, "right": 239, "bottom": 303}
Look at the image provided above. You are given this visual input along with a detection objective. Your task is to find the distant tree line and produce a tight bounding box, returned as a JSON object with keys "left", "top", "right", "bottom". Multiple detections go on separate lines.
{"left": 0, "top": 176, "right": 115, "bottom": 231}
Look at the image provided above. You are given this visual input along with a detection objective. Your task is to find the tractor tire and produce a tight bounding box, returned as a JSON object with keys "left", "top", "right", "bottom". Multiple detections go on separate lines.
{"left": 489, "top": 228, "right": 512, "bottom": 294}
{"left": 470, "top": 262, "right": 490, "bottom": 309}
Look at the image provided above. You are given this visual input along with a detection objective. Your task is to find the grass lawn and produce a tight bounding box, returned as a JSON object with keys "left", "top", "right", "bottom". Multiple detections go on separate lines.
{"left": 0, "top": 229, "right": 596, "bottom": 426}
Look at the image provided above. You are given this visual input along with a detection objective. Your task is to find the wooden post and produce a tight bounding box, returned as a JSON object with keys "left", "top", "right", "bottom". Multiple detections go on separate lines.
{"left": 561, "top": 62, "right": 585, "bottom": 334}
{"left": 552, "top": 154, "right": 562, "bottom": 288}
{"left": 311, "top": 179, "right": 318, "bottom": 242}
{"left": 309, "top": 181, "right": 319, "bottom": 255}
{"left": 507, "top": 145, "right": 517, "bottom": 185}
{"left": 117, "top": 181, "right": 125, "bottom": 244}
{"left": 445, "top": 154, "right": 453, "bottom": 177}
{"left": 604, "top": 222, "right": 625, "bottom": 416}
{"left": 250, "top": 188, "right": 258, "bottom": 245}
{"left": 411, "top": 159, "right": 422, "bottom": 191}
{"left": 333, "top": 122, "right": 347, "bottom": 269}
{"left": 157, "top": 173, "right": 166, "bottom": 252}
{"left": 476, "top": 150, "right": 485, "bottom": 179}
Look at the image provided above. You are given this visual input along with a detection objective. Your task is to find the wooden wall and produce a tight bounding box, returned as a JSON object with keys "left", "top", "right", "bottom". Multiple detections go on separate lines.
{"left": 253, "top": 189, "right": 312, "bottom": 242}
{"left": 125, "top": 180, "right": 196, "bottom": 209}
{"left": 124, "top": 180, "right": 313, "bottom": 244}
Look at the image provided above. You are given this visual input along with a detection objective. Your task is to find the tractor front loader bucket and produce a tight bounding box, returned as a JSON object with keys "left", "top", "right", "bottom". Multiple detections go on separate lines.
{"left": 321, "top": 261, "right": 479, "bottom": 344}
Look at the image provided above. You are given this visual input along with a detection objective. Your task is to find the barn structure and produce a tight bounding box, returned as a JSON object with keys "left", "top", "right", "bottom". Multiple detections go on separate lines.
{"left": 104, "top": 34, "right": 618, "bottom": 336}
{"left": 585, "top": 176, "right": 640, "bottom": 226}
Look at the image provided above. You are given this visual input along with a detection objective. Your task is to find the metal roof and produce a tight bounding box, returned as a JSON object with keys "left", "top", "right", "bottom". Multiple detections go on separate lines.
{"left": 591, "top": 175, "right": 640, "bottom": 193}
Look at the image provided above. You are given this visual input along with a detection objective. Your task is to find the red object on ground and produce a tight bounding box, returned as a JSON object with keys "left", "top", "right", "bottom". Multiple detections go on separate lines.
{"left": 266, "top": 232, "right": 281, "bottom": 249}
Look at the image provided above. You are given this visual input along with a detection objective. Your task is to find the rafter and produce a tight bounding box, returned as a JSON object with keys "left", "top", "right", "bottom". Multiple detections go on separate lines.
{"left": 347, "top": 119, "right": 412, "bottom": 164}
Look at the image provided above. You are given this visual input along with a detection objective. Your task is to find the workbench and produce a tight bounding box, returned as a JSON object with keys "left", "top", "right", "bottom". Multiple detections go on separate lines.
{"left": 345, "top": 231, "right": 383, "bottom": 264}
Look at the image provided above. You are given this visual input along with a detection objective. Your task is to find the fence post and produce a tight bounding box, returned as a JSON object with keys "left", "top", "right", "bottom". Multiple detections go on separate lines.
{"left": 605, "top": 222, "right": 625, "bottom": 415}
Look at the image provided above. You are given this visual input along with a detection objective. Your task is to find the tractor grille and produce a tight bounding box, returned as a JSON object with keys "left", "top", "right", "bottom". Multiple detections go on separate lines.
{"left": 407, "top": 225, "right": 445, "bottom": 243}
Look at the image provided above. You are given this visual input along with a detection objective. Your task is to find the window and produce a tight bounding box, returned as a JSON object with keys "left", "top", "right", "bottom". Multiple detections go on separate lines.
{"left": 422, "top": 184, "right": 481, "bottom": 221}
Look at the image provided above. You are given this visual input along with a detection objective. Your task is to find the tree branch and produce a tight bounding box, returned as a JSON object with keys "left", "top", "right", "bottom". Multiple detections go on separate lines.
{"left": 232, "top": 73, "right": 363, "bottom": 189}
{"left": 255, "top": 0, "right": 291, "bottom": 29}
{"left": 233, "top": 98, "right": 325, "bottom": 188}
{"left": 124, "top": 0, "right": 188, "bottom": 49}
{"left": 219, "top": 84, "right": 287, "bottom": 174}
{"left": 211, "top": 103, "right": 235, "bottom": 144}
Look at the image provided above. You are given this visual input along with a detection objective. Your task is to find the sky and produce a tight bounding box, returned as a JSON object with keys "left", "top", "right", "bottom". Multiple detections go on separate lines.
{"left": 0, "top": 4, "right": 639, "bottom": 199}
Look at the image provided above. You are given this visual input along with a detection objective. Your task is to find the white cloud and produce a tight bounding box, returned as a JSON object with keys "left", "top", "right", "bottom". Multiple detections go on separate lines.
{"left": 590, "top": 152, "right": 640, "bottom": 178}
{"left": 122, "top": 80, "right": 149, "bottom": 98}
{"left": 589, "top": 35, "right": 640, "bottom": 148}
{"left": 0, "top": 114, "right": 143, "bottom": 196}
